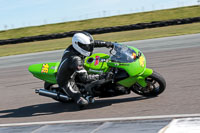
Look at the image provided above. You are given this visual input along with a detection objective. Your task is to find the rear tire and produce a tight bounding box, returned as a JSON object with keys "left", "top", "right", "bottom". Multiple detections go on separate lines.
{"left": 131, "top": 71, "right": 166, "bottom": 97}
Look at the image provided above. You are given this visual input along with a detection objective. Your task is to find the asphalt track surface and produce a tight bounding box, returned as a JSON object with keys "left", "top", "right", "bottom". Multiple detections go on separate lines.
{"left": 0, "top": 33, "right": 200, "bottom": 132}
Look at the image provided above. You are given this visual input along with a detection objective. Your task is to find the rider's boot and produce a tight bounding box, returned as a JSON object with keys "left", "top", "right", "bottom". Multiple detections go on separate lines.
{"left": 76, "top": 97, "right": 88, "bottom": 108}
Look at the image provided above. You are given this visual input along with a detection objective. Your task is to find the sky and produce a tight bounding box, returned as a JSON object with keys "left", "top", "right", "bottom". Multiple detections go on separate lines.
{"left": 0, "top": 0, "right": 198, "bottom": 31}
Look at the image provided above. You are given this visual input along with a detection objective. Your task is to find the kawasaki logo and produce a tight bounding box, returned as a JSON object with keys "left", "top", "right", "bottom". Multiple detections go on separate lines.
{"left": 88, "top": 69, "right": 103, "bottom": 73}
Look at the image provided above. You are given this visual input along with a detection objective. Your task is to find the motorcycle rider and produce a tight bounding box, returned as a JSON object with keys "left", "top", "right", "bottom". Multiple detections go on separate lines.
{"left": 56, "top": 32, "right": 113, "bottom": 107}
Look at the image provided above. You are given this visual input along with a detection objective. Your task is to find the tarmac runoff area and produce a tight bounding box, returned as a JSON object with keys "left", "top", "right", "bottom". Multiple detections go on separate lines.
{"left": 159, "top": 117, "right": 200, "bottom": 133}
{"left": 0, "top": 33, "right": 200, "bottom": 132}
{"left": 0, "top": 114, "right": 200, "bottom": 133}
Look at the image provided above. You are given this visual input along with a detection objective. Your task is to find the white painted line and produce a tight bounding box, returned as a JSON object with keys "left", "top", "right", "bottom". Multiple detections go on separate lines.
{"left": 1, "top": 113, "right": 200, "bottom": 127}
{"left": 90, "top": 122, "right": 112, "bottom": 133}
{"left": 158, "top": 117, "right": 200, "bottom": 133}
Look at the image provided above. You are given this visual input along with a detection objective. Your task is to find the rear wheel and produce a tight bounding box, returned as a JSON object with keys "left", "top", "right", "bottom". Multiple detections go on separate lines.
{"left": 131, "top": 71, "right": 166, "bottom": 97}
{"left": 44, "top": 82, "right": 73, "bottom": 103}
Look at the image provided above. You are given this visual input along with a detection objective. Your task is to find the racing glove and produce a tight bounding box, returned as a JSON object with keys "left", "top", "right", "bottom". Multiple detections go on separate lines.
{"left": 93, "top": 40, "right": 114, "bottom": 48}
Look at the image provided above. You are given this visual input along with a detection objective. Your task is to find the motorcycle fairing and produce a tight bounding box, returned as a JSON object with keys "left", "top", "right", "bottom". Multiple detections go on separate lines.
{"left": 117, "top": 68, "right": 153, "bottom": 88}
{"left": 84, "top": 53, "right": 110, "bottom": 74}
{"left": 28, "top": 62, "right": 60, "bottom": 84}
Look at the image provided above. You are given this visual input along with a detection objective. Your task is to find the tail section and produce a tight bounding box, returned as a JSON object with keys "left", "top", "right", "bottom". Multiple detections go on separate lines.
{"left": 28, "top": 62, "right": 60, "bottom": 84}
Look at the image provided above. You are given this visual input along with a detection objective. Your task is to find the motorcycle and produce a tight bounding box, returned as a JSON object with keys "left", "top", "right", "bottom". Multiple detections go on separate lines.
{"left": 29, "top": 43, "right": 166, "bottom": 104}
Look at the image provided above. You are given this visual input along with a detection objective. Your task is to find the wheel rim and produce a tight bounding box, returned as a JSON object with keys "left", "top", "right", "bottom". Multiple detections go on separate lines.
{"left": 145, "top": 77, "right": 160, "bottom": 93}
{"left": 133, "top": 77, "right": 160, "bottom": 95}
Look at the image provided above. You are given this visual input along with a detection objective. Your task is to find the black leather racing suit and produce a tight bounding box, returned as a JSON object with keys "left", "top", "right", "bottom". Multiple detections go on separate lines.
{"left": 56, "top": 40, "right": 113, "bottom": 102}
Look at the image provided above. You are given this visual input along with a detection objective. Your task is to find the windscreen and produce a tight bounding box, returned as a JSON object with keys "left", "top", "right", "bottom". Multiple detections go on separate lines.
{"left": 110, "top": 43, "right": 137, "bottom": 63}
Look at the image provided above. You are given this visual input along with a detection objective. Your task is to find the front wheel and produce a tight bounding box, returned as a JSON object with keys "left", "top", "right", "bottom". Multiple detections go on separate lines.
{"left": 131, "top": 71, "right": 166, "bottom": 97}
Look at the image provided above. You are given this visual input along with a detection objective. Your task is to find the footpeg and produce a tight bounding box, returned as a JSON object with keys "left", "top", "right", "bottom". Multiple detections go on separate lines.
{"left": 86, "top": 96, "right": 95, "bottom": 103}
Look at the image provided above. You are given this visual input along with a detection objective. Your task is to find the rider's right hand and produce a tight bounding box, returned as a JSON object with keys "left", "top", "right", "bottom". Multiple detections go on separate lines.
{"left": 105, "top": 42, "right": 114, "bottom": 48}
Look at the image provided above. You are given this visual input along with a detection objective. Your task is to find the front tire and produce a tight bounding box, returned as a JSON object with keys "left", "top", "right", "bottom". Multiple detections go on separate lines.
{"left": 131, "top": 71, "right": 166, "bottom": 97}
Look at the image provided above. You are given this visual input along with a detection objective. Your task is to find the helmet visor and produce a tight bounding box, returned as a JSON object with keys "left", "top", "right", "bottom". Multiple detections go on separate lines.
{"left": 78, "top": 42, "right": 94, "bottom": 52}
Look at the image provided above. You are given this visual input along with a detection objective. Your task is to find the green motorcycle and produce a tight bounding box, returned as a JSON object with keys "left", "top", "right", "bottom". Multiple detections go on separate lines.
{"left": 29, "top": 43, "right": 166, "bottom": 103}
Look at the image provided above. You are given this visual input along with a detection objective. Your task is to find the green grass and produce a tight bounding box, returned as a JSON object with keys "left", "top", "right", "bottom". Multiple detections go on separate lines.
{"left": 1, "top": 22, "right": 200, "bottom": 57}
{"left": 0, "top": 5, "right": 200, "bottom": 40}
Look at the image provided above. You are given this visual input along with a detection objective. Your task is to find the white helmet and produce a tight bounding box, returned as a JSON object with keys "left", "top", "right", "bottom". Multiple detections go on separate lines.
{"left": 72, "top": 32, "right": 94, "bottom": 56}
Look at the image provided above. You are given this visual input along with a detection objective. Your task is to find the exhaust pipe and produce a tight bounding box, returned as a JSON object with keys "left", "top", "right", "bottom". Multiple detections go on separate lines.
{"left": 35, "top": 89, "right": 71, "bottom": 101}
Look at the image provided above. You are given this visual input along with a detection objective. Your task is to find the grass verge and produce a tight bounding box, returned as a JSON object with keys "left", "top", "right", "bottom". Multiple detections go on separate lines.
{"left": 0, "top": 22, "right": 200, "bottom": 57}
{"left": 0, "top": 6, "right": 200, "bottom": 40}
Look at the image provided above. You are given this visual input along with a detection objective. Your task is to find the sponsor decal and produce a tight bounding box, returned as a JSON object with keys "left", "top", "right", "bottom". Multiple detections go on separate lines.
{"left": 41, "top": 64, "right": 49, "bottom": 73}
{"left": 94, "top": 56, "right": 100, "bottom": 66}
{"left": 139, "top": 56, "right": 145, "bottom": 67}
{"left": 88, "top": 69, "right": 103, "bottom": 73}
{"left": 114, "top": 63, "right": 119, "bottom": 66}
{"left": 132, "top": 53, "right": 137, "bottom": 59}
{"left": 86, "top": 57, "right": 108, "bottom": 64}
{"left": 50, "top": 66, "right": 57, "bottom": 70}
{"left": 100, "top": 59, "right": 107, "bottom": 62}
